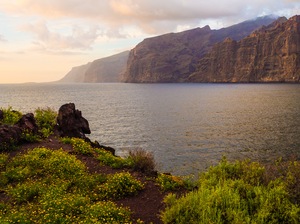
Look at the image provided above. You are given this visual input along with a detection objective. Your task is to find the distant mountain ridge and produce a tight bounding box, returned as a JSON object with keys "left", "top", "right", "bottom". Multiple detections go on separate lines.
{"left": 59, "top": 15, "right": 300, "bottom": 83}
{"left": 59, "top": 51, "right": 129, "bottom": 83}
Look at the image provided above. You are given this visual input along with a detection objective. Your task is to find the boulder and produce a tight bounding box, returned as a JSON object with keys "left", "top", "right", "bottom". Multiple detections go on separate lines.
{"left": 16, "top": 113, "right": 39, "bottom": 134}
{"left": 0, "top": 113, "right": 38, "bottom": 150}
{"left": 57, "top": 103, "right": 91, "bottom": 139}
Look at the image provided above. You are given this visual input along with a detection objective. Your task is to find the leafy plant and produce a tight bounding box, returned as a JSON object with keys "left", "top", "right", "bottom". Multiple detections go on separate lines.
{"left": 61, "top": 137, "right": 94, "bottom": 155}
{"left": 156, "top": 173, "right": 187, "bottom": 191}
{"left": 0, "top": 153, "right": 8, "bottom": 169}
{"left": 95, "top": 148, "right": 133, "bottom": 169}
{"left": 34, "top": 107, "right": 57, "bottom": 138}
{"left": 97, "top": 172, "right": 144, "bottom": 200}
{"left": 0, "top": 107, "right": 22, "bottom": 125}
{"left": 161, "top": 158, "right": 300, "bottom": 224}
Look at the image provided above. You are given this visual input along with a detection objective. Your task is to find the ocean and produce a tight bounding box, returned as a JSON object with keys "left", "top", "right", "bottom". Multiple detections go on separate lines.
{"left": 1, "top": 83, "right": 299, "bottom": 176}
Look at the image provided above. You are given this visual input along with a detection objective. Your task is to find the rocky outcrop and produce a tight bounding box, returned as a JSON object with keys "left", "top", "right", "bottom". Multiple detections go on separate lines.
{"left": 56, "top": 103, "right": 116, "bottom": 155}
{"left": 59, "top": 51, "right": 129, "bottom": 83}
{"left": 57, "top": 103, "right": 91, "bottom": 139}
{"left": 123, "top": 16, "right": 277, "bottom": 83}
{"left": 188, "top": 16, "right": 300, "bottom": 82}
{"left": 0, "top": 113, "right": 38, "bottom": 150}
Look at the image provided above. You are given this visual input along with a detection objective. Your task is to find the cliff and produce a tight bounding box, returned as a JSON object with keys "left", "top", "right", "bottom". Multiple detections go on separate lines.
{"left": 59, "top": 63, "right": 91, "bottom": 83}
{"left": 188, "top": 16, "right": 300, "bottom": 82}
{"left": 122, "top": 16, "right": 277, "bottom": 83}
{"left": 84, "top": 51, "right": 129, "bottom": 82}
{"left": 59, "top": 51, "right": 129, "bottom": 83}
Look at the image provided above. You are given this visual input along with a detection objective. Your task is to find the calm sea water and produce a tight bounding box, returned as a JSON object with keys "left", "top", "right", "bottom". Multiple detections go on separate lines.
{"left": 0, "top": 83, "right": 299, "bottom": 176}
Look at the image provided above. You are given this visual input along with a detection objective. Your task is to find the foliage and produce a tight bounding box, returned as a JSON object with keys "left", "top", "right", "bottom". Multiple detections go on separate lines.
{"left": 0, "top": 153, "right": 9, "bottom": 169}
{"left": 34, "top": 107, "right": 57, "bottom": 138}
{"left": 0, "top": 106, "right": 22, "bottom": 125}
{"left": 61, "top": 137, "right": 94, "bottom": 155}
{"left": 156, "top": 173, "right": 185, "bottom": 191}
{"left": 128, "top": 149, "right": 156, "bottom": 174}
{"left": 264, "top": 159, "right": 300, "bottom": 205}
{"left": 95, "top": 147, "right": 133, "bottom": 169}
{"left": 161, "top": 157, "right": 300, "bottom": 224}
{"left": 21, "top": 129, "right": 41, "bottom": 143}
{"left": 0, "top": 147, "right": 146, "bottom": 223}
{"left": 97, "top": 172, "right": 144, "bottom": 200}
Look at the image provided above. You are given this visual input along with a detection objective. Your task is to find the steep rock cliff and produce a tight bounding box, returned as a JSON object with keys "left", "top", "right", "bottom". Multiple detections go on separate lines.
{"left": 84, "top": 51, "right": 129, "bottom": 82}
{"left": 123, "top": 16, "right": 277, "bottom": 83}
{"left": 188, "top": 16, "right": 300, "bottom": 82}
{"left": 59, "top": 51, "right": 129, "bottom": 83}
{"left": 59, "top": 63, "right": 91, "bottom": 83}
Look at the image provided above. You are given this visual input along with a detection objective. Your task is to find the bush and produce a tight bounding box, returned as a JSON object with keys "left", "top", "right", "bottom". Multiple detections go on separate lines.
{"left": 61, "top": 137, "right": 94, "bottom": 155}
{"left": 128, "top": 149, "right": 156, "bottom": 174}
{"left": 97, "top": 172, "right": 144, "bottom": 200}
{"left": 156, "top": 173, "right": 184, "bottom": 191}
{"left": 34, "top": 107, "right": 57, "bottom": 138}
{"left": 95, "top": 148, "right": 132, "bottom": 169}
{"left": 161, "top": 158, "right": 300, "bottom": 224}
{"left": 0, "top": 107, "right": 22, "bottom": 125}
{"left": 4, "top": 148, "right": 87, "bottom": 183}
{"left": 265, "top": 159, "right": 300, "bottom": 205}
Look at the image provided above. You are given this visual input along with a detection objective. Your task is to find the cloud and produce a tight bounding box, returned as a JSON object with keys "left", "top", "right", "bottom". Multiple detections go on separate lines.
{"left": 21, "top": 20, "right": 100, "bottom": 50}
{"left": 1, "top": 0, "right": 299, "bottom": 35}
{"left": 0, "top": 34, "right": 7, "bottom": 42}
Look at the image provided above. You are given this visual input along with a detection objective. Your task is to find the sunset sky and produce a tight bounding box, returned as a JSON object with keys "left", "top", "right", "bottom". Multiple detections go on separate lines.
{"left": 0, "top": 0, "right": 299, "bottom": 83}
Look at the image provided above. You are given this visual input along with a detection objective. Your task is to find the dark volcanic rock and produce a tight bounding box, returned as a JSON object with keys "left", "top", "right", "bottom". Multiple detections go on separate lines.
{"left": 188, "top": 16, "right": 300, "bottom": 83}
{"left": 57, "top": 103, "right": 91, "bottom": 139}
{"left": 0, "top": 113, "right": 38, "bottom": 150}
{"left": 16, "top": 113, "right": 39, "bottom": 134}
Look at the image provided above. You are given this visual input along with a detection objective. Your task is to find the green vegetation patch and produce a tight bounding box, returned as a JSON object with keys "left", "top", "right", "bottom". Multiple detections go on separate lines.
{"left": 0, "top": 106, "right": 22, "bottom": 125}
{"left": 34, "top": 107, "right": 57, "bottom": 138}
{"left": 0, "top": 147, "right": 145, "bottom": 223}
{"left": 161, "top": 157, "right": 300, "bottom": 224}
{"left": 61, "top": 137, "right": 94, "bottom": 155}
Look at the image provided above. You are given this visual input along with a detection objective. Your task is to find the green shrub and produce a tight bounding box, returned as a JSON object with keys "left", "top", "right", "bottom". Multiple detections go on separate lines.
{"left": 0, "top": 107, "right": 22, "bottom": 125}
{"left": 61, "top": 137, "right": 94, "bottom": 155}
{"left": 21, "top": 129, "right": 41, "bottom": 143}
{"left": 265, "top": 159, "right": 300, "bottom": 205}
{"left": 161, "top": 158, "right": 300, "bottom": 224}
{"left": 86, "top": 201, "right": 132, "bottom": 223}
{"left": 4, "top": 147, "right": 87, "bottom": 183}
{"left": 34, "top": 107, "right": 57, "bottom": 138}
{"left": 97, "top": 172, "right": 144, "bottom": 200}
{"left": 0, "top": 153, "right": 8, "bottom": 169}
{"left": 8, "top": 181, "right": 43, "bottom": 203}
{"left": 96, "top": 148, "right": 132, "bottom": 168}
{"left": 128, "top": 149, "right": 156, "bottom": 174}
{"left": 156, "top": 173, "right": 184, "bottom": 191}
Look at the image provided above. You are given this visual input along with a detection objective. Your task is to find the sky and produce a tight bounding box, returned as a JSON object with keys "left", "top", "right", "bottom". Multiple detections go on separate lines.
{"left": 0, "top": 0, "right": 299, "bottom": 83}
